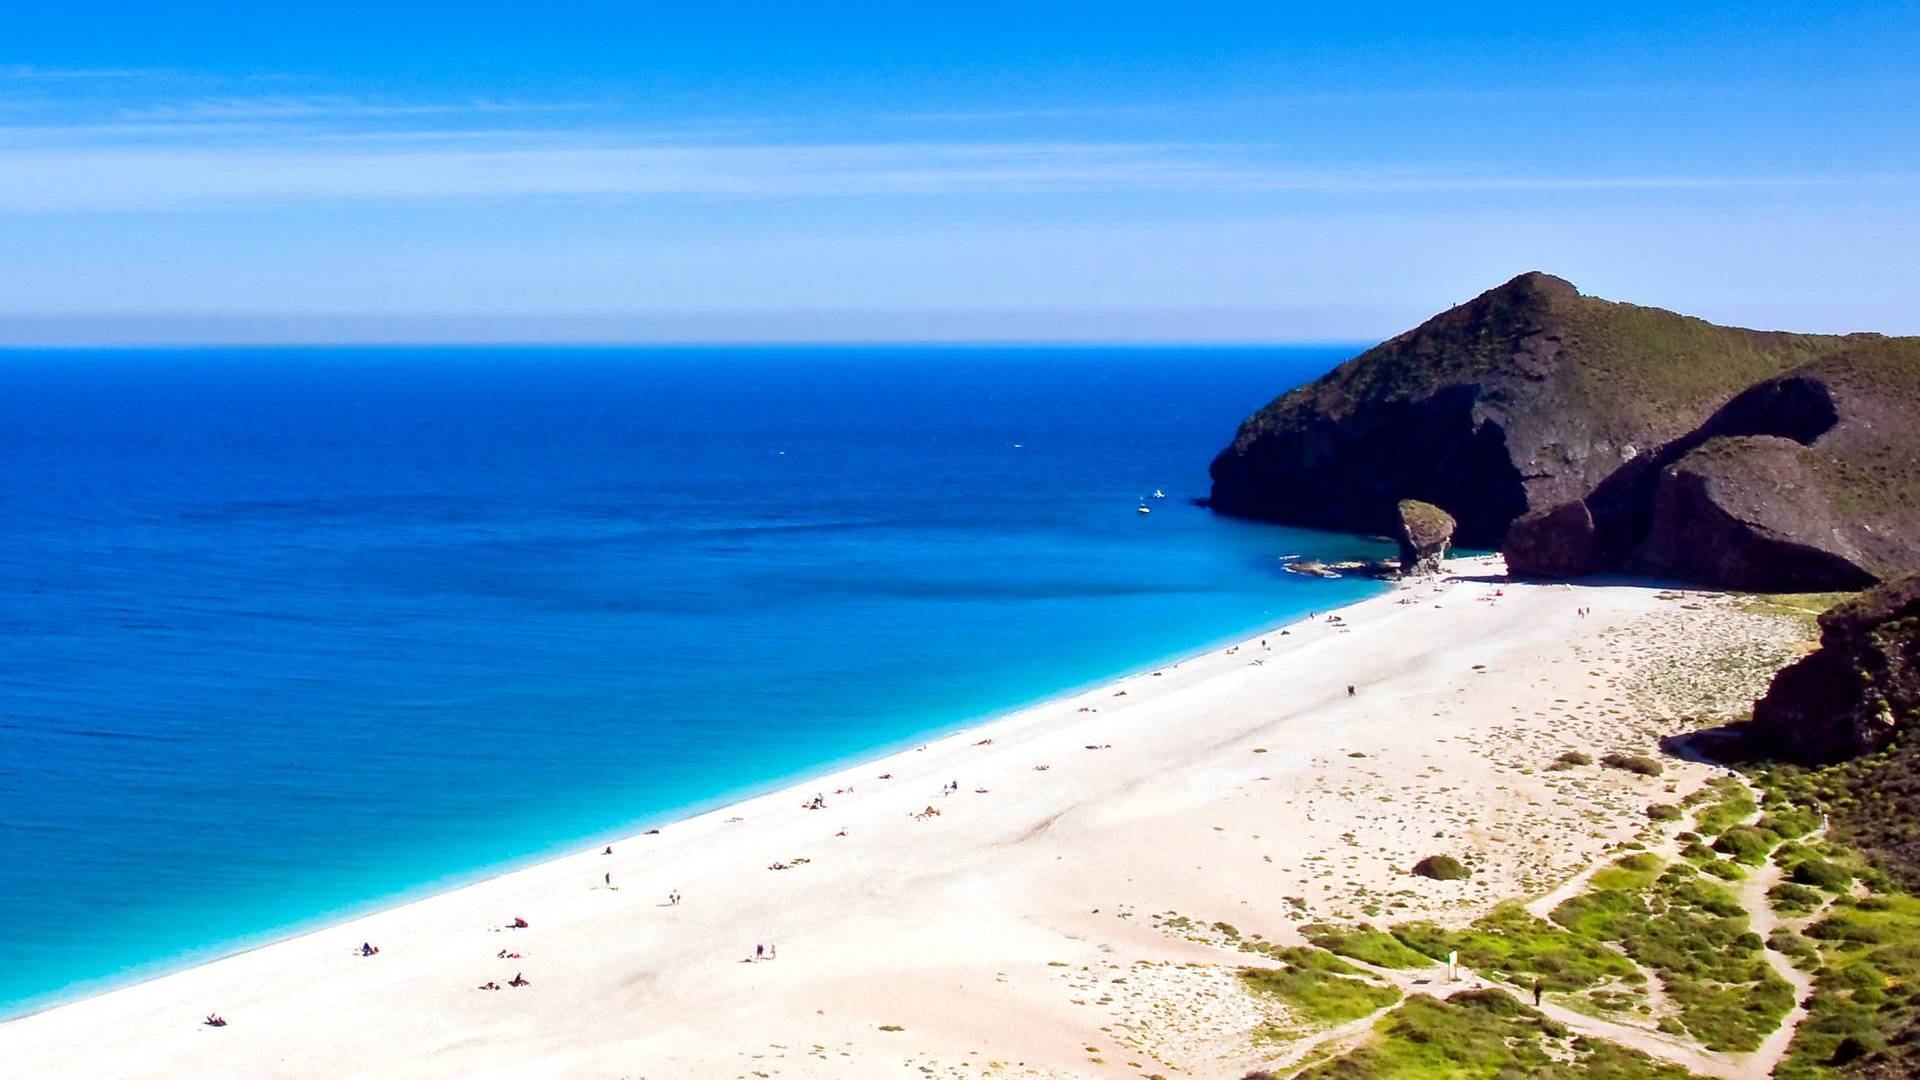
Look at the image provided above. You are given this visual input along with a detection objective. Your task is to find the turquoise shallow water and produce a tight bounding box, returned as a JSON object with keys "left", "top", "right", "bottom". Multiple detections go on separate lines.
{"left": 0, "top": 345, "right": 1388, "bottom": 1017}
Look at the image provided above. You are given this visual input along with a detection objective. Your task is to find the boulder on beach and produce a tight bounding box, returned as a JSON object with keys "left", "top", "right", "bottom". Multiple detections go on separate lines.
{"left": 1395, "top": 499, "right": 1456, "bottom": 576}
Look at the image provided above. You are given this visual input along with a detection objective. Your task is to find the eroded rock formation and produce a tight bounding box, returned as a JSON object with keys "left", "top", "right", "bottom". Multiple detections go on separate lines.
{"left": 1751, "top": 572, "right": 1920, "bottom": 764}
{"left": 1395, "top": 499, "right": 1456, "bottom": 576}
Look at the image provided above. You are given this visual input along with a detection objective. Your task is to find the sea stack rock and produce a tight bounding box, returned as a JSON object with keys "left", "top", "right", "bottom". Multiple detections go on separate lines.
{"left": 1396, "top": 499, "right": 1456, "bottom": 575}
{"left": 1750, "top": 572, "right": 1920, "bottom": 764}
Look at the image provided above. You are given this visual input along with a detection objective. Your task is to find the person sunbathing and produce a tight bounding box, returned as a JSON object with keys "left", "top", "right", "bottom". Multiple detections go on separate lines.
{"left": 204, "top": 1013, "right": 227, "bottom": 1027}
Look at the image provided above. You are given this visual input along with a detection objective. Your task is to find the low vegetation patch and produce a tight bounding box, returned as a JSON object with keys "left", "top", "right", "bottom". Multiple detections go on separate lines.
{"left": 1303, "top": 925, "right": 1433, "bottom": 970}
{"left": 1552, "top": 856, "right": 1793, "bottom": 1051}
{"left": 1768, "top": 928, "right": 1821, "bottom": 971}
{"left": 1769, "top": 882, "right": 1826, "bottom": 918}
{"left": 1393, "top": 902, "right": 1639, "bottom": 994}
{"left": 1713, "top": 823, "right": 1779, "bottom": 865}
{"left": 1746, "top": 744, "right": 1920, "bottom": 1078}
{"left": 1778, "top": 895, "right": 1920, "bottom": 1078}
{"left": 1690, "top": 777, "right": 1759, "bottom": 836}
{"left": 1698, "top": 857, "right": 1746, "bottom": 881}
{"left": 1239, "top": 957, "right": 1401, "bottom": 1028}
{"left": 1791, "top": 858, "right": 1855, "bottom": 893}
{"left": 1410, "top": 854, "right": 1471, "bottom": 881}
{"left": 1757, "top": 803, "right": 1823, "bottom": 840}
{"left": 1296, "top": 991, "right": 1696, "bottom": 1079}
{"left": 1589, "top": 852, "right": 1665, "bottom": 893}
{"left": 1601, "top": 752, "right": 1664, "bottom": 777}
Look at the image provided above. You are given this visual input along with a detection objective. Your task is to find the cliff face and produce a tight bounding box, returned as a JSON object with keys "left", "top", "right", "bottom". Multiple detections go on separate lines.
{"left": 1208, "top": 272, "right": 1838, "bottom": 546}
{"left": 1750, "top": 572, "right": 1920, "bottom": 766}
{"left": 1507, "top": 338, "right": 1920, "bottom": 589}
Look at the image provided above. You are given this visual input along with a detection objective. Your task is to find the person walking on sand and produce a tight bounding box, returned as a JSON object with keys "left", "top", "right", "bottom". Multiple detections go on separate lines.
{"left": 755, "top": 943, "right": 764, "bottom": 960}
{"left": 1347, "top": 684, "right": 1355, "bottom": 697}
{"left": 604, "top": 871, "right": 610, "bottom": 887}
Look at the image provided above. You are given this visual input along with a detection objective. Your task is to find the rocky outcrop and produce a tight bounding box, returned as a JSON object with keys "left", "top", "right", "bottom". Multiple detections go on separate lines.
{"left": 1395, "top": 499, "right": 1456, "bottom": 575}
{"left": 1507, "top": 338, "right": 1920, "bottom": 589}
{"left": 1502, "top": 500, "right": 1603, "bottom": 578}
{"left": 1634, "top": 437, "right": 1878, "bottom": 591}
{"left": 1209, "top": 272, "right": 1841, "bottom": 546}
{"left": 1750, "top": 571, "right": 1920, "bottom": 764}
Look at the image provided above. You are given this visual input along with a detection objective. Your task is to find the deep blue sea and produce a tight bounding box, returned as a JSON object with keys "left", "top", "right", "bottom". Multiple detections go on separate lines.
{"left": 0, "top": 346, "right": 1387, "bottom": 1017}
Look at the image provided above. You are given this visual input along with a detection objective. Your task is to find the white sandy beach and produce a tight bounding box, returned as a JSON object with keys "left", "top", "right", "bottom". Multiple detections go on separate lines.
{"left": 0, "top": 556, "right": 1800, "bottom": 1078}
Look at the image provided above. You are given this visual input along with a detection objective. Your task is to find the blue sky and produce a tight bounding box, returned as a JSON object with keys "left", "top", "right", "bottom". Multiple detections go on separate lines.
{"left": 1, "top": 2, "right": 1916, "bottom": 343}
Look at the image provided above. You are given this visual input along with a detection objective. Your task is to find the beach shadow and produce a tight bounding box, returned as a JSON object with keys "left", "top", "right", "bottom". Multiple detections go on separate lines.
{"left": 1446, "top": 569, "right": 1698, "bottom": 592}
{"left": 1659, "top": 721, "right": 1779, "bottom": 767}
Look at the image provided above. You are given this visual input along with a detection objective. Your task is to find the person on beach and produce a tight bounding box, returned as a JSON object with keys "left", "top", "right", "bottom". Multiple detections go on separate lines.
{"left": 508, "top": 972, "right": 529, "bottom": 987}
{"left": 755, "top": 943, "right": 764, "bottom": 960}
{"left": 769, "top": 943, "right": 777, "bottom": 960}
{"left": 604, "top": 871, "right": 611, "bottom": 886}
{"left": 1347, "top": 684, "right": 1355, "bottom": 697}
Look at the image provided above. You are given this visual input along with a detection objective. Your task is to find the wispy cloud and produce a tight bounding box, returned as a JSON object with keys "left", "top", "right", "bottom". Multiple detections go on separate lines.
{"left": 0, "top": 113, "right": 1907, "bottom": 213}
{"left": 116, "top": 94, "right": 587, "bottom": 123}
{"left": 892, "top": 105, "right": 1167, "bottom": 123}
{"left": 0, "top": 63, "right": 169, "bottom": 80}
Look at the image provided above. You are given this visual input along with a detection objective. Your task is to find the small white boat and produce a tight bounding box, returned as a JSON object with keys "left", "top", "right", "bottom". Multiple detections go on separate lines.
{"left": 1136, "top": 504, "right": 1152, "bottom": 515}
{"left": 1150, "top": 489, "right": 1166, "bottom": 499}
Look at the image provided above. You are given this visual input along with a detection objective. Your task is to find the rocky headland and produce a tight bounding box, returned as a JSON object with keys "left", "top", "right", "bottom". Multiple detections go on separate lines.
{"left": 1209, "top": 272, "right": 1920, "bottom": 591}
